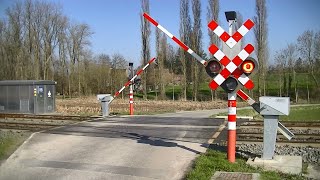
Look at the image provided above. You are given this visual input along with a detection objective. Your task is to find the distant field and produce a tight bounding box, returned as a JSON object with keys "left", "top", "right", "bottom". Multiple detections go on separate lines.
{"left": 213, "top": 105, "right": 320, "bottom": 121}
{"left": 136, "top": 72, "right": 320, "bottom": 102}
{"left": 280, "top": 105, "right": 320, "bottom": 121}
{"left": 56, "top": 96, "right": 248, "bottom": 116}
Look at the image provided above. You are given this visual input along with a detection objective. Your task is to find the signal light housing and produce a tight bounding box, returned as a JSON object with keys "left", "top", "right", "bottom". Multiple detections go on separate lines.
{"left": 205, "top": 59, "right": 222, "bottom": 78}
{"left": 221, "top": 77, "right": 239, "bottom": 93}
{"left": 240, "top": 57, "right": 257, "bottom": 76}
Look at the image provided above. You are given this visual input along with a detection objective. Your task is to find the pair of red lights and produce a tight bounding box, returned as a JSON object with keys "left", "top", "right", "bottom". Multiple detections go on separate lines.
{"left": 205, "top": 57, "right": 257, "bottom": 93}
{"left": 206, "top": 58, "right": 255, "bottom": 77}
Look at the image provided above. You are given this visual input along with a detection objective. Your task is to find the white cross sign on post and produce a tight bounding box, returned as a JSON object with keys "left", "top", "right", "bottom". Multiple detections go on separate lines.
{"left": 208, "top": 43, "right": 255, "bottom": 90}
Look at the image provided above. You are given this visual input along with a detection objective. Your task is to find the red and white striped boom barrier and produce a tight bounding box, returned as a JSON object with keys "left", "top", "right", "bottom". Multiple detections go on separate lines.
{"left": 143, "top": 13, "right": 207, "bottom": 66}
{"left": 236, "top": 89, "right": 260, "bottom": 113}
{"left": 144, "top": 12, "right": 258, "bottom": 163}
{"left": 111, "top": 57, "right": 156, "bottom": 104}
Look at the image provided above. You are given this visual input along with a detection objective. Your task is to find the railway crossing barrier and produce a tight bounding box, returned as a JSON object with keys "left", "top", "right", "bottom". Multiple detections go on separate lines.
{"left": 144, "top": 11, "right": 256, "bottom": 162}
{"left": 97, "top": 57, "right": 156, "bottom": 117}
{"left": 144, "top": 11, "right": 294, "bottom": 162}
{"left": 207, "top": 11, "right": 257, "bottom": 162}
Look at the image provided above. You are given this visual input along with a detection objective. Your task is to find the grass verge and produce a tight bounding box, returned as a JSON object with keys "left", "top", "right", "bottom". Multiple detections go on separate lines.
{"left": 280, "top": 105, "right": 320, "bottom": 121}
{"left": 212, "top": 104, "right": 320, "bottom": 121}
{"left": 186, "top": 149, "right": 307, "bottom": 180}
{"left": 0, "top": 130, "right": 31, "bottom": 163}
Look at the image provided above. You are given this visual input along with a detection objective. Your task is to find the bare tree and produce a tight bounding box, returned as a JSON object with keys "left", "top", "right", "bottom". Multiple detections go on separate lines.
{"left": 155, "top": 26, "right": 160, "bottom": 100}
{"left": 159, "top": 34, "right": 167, "bottom": 99}
{"left": 179, "top": 0, "right": 192, "bottom": 100}
{"left": 297, "top": 30, "right": 319, "bottom": 87}
{"left": 274, "top": 43, "right": 297, "bottom": 99}
{"left": 56, "top": 15, "right": 69, "bottom": 98}
{"left": 0, "top": 0, "right": 134, "bottom": 97}
{"left": 236, "top": 11, "right": 244, "bottom": 48}
{"left": 253, "top": 0, "right": 269, "bottom": 96}
{"left": 191, "top": 0, "right": 202, "bottom": 101}
{"left": 285, "top": 44, "right": 297, "bottom": 99}
{"left": 207, "top": 0, "right": 219, "bottom": 101}
{"left": 67, "top": 23, "right": 92, "bottom": 97}
{"left": 140, "top": 0, "right": 151, "bottom": 100}
{"left": 111, "top": 53, "right": 128, "bottom": 98}
{"left": 314, "top": 31, "right": 320, "bottom": 63}
{"left": 274, "top": 49, "right": 286, "bottom": 97}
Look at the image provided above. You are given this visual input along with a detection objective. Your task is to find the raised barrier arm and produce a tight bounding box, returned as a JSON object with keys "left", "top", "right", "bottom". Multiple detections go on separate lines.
{"left": 110, "top": 57, "right": 157, "bottom": 103}
{"left": 143, "top": 13, "right": 207, "bottom": 66}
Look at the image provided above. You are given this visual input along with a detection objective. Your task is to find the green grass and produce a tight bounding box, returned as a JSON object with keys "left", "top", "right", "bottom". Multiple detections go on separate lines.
{"left": 280, "top": 105, "right": 320, "bottom": 121}
{"left": 212, "top": 108, "right": 263, "bottom": 120}
{"left": 0, "top": 131, "right": 31, "bottom": 161}
{"left": 212, "top": 105, "right": 320, "bottom": 121}
{"left": 186, "top": 149, "right": 306, "bottom": 180}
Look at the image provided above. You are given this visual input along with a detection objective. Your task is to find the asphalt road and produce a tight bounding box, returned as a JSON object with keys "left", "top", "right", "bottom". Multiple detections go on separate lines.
{"left": 0, "top": 113, "right": 225, "bottom": 180}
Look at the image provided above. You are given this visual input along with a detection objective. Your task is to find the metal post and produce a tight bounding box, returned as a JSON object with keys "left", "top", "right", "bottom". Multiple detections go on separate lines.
{"left": 129, "top": 84, "right": 134, "bottom": 115}
{"left": 227, "top": 92, "right": 237, "bottom": 163}
{"left": 227, "top": 18, "right": 237, "bottom": 163}
{"left": 262, "top": 115, "right": 279, "bottom": 159}
{"left": 101, "top": 100, "right": 109, "bottom": 117}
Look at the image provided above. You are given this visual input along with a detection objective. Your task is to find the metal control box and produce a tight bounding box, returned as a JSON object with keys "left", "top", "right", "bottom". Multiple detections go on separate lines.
{"left": 97, "top": 94, "right": 113, "bottom": 102}
{"left": 97, "top": 94, "right": 113, "bottom": 117}
{"left": 0, "top": 80, "right": 56, "bottom": 114}
{"left": 259, "top": 96, "right": 290, "bottom": 116}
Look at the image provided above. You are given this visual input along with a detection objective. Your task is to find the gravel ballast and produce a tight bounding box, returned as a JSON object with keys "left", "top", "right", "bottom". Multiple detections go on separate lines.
{"left": 237, "top": 143, "right": 320, "bottom": 164}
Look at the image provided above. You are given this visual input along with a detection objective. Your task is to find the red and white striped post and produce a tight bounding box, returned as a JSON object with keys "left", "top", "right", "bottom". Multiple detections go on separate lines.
{"left": 111, "top": 57, "right": 156, "bottom": 115}
{"left": 143, "top": 12, "right": 255, "bottom": 163}
{"left": 113, "top": 57, "right": 156, "bottom": 99}
{"left": 227, "top": 92, "right": 237, "bottom": 162}
{"left": 129, "top": 84, "right": 134, "bottom": 115}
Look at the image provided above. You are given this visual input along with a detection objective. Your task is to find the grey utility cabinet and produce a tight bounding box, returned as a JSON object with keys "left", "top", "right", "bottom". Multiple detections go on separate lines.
{"left": 0, "top": 80, "right": 56, "bottom": 114}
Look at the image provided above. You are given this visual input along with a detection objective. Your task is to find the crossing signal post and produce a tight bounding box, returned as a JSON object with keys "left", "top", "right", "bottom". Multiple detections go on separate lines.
{"left": 207, "top": 11, "right": 256, "bottom": 163}
{"left": 111, "top": 57, "right": 156, "bottom": 115}
{"left": 143, "top": 11, "right": 256, "bottom": 163}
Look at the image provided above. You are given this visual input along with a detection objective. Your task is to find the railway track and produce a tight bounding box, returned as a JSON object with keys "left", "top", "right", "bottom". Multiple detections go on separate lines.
{"left": 0, "top": 113, "right": 96, "bottom": 131}
{"left": 240, "top": 120, "right": 320, "bottom": 129}
{"left": 0, "top": 122, "right": 60, "bottom": 131}
{"left": 236, "top": 120, "right": 320, "bottom": 147}
{"left": 0, "top": 113, "right": 93, "bottom": 121}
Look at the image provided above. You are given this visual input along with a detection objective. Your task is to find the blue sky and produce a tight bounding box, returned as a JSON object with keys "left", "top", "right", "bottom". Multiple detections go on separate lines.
{"left": 1, "top": 0, "right": 320, "bottom": 66}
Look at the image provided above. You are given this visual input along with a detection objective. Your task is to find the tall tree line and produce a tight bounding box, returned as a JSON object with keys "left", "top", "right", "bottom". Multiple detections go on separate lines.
{"left": 177, "top": 0, "right": 206, "bottom": 101}
{"left": 273, "top": 30, "right": 320, "bottom": 102}
{"left": 140, "top": 0, "right": 151, "bottom": 100}
{"left": 253, "top": 0, "right": 269, "bottom": 96}
{"left": 207, "top": 0, "right": 220, "bottom": 101}
{"left": 0, "top": 0, "right": 129, "bottom": 97}
{"left": 179, "top": 0, "right": 192, "bottom": 100}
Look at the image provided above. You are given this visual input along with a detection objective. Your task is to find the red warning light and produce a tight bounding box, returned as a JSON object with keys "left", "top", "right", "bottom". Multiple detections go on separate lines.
{"left": 241, "top": 60, "right": 255, "bottom": 74}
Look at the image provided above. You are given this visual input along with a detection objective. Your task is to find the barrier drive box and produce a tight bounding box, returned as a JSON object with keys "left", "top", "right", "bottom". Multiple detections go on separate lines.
{"left": 0, "top": 80, "right": 56, "bottom": 114}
